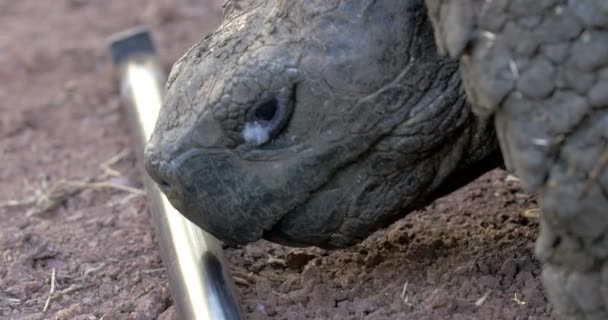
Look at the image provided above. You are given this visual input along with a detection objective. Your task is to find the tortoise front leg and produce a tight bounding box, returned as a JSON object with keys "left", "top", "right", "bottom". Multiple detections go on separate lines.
{"left": 426, "top": 0, "right": 608, "bottom": 318}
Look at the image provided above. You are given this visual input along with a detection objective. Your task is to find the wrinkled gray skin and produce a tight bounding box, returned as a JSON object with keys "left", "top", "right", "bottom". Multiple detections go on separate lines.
{"left": 144, "top": 0, "right": 501, "bottom": 248}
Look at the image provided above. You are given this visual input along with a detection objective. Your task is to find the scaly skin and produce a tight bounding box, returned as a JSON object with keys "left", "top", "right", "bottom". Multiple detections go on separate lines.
{"left": 426, "top": 0, "right": 608, "bottom": 318}
{"left": 144, "top": 0, "right": 500, "bottom": 248}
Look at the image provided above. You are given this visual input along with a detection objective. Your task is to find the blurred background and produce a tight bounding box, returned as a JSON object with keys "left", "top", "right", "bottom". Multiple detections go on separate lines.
{"left": 0, "top": 1, "right": 222, "bottom": 319}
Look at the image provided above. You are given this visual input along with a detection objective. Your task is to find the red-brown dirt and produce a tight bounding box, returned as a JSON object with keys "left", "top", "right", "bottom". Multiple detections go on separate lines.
{"left": 0, "top": 1, "right": 553, "bottom": 319}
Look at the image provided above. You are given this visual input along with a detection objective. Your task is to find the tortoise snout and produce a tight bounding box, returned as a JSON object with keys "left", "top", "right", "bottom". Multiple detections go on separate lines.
{"left": 144, "top": 145, "right": 184, "bottom": 204}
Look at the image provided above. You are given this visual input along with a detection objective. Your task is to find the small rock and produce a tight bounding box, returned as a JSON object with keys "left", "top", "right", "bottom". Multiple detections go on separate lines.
{"left": 248, "top": 310, "right": 266, "bottom": 320}
{"left": 476, "top": 261, "right": 490, "bottom": 275}
{"left": 277, "top": 276, "right": 300, "bottom": 293}
{"left": 314, "top": 308, "right": 332, "bottom": 319}
{"left": 250, "top": 261, "right": 266, "bottom": 273}
{"left": 517, "top": 255, "right": 537, "bottom": 273}
{"left": 116, "top": 301, "right": 135, "bottom": 313}
{"left": 458, "top": 279, "right": 479, "bottom": 297}
{"left": 17, "top": 313, "right": 44, "bottom": 320}
{"left": 478, "top": 275, "right": 500, "bottom": 290}
{"left": 81, "top": 297, "right": 94, "bottom": 306}
{"left": 348, "top": 298, "right": 379, "bottom": 314}
{"left": 1, "top": 112, "right": 28, "bottom": 137}
{"left": 522, "top": 286, "right": 546, "bottom": 308}
{"left": 301, "top": 264, "right": 321, "bottom": 286}
{"left": 422, "top": 288, "right": 451, "bottom": 310}
{"left": 98, "top": 283, "right": 114, "bottom": 299}
{"left": 310, "top": 284, "right": 335, "bottom": 309}
{"left": 334, "top": 289, "right": 350, "bottom": 302}
{"left": 364, "top": 252, "right": 384, "bottom": 268}
{"left": 515, "top": 271, "right": 536, "bottom": 289}
{"left": 54, "top": 303, "right": 83, "bottom": 320}
{"left": 285, "top": 286, "right": 312, "bottom": 305}
{"left": 157, "top": 306, "right": 176, "bottom": 320}
{"left": 266, "top": 255, "right": 285, "bottom": 268}
{"left": 106, "top": 265, "right": 121, "bottom": 279}
{"left": 452, "top": 265, "right": 470, "bottom": 276}
{"left": 245, "top": 246, "right": 266, "bottom": 259}
{"left": 13, "top": 280, "right": 42, "bottom": 299}
{"left": 133, "top": 288, "right": 171, "bottom": 320}
{"left": 500, "top": 258, "right": 518, "bottom": 279}
{"left": 286, "top": 311, "right": 306, "bottom": 320}
{"left": 72, "top": 315, "right": 97, "bottom": 320}
{"left": 387, "top": 228, "right": 410, "bottom": 245}
{"left": 263, "top": 303, "right": 277, "bottom": 317}
{"left": 426, "top": 268, "right": 443, "bottom": 285}
{"left": 254, "top": 278, "right": 272, "bottom": 300}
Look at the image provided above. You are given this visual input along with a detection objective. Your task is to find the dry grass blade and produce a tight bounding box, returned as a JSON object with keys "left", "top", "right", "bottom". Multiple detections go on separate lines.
{"left": 57, "top": 283, "right": 94, "bottom": 296}
{"left": 0, "top": 197, "right": 38, "bottom": 209}
{"left": 400, "top": 281, "right": 408, "bottom": 302}
{"left": 100, "top": 149, "right": 130, "bottom": 177}
{"left": 233, "top": 276, "right": 250, "bottom": 287}
{"left": 82, "top": 262, "right": 106, "bottom": 278}
{"left": 142, "top": 267, "right": 165, "bottom": 275}
{"left": 86, "top": 182, "right": 145, "bottom": 195}
{"left": 0, "top": 290, "right": 21, "bottom": 307}
{"left": 508, "top": 60, "right": 519, "bottom": 79}
{"left": 474, "top": 290, "right": 491, "bottom": 307}
{"left": 107, "top": 192, "right": 142, "bottom": 207}
{"left": 399, "top": 281, "right": 416, "bottom": 308}
{"left": 27, "top": 179, "right": 93, "bottom": 217}
{"left": 0, "top": 150, "right": 142, "bottom": 217}
{"left": 504, "top": 174, "right": 520, "bottom": 183}
{"left": 42, "top": 268, "right": 56, "bottom": 312}
{"left": 512, "top": 293, "right": 526, "bottom": 306}
{"left": 520, "top": 208, "right": 540, "bottom": 220}
{"left": 35, "top": 261, "right": 105, "bottom": 308}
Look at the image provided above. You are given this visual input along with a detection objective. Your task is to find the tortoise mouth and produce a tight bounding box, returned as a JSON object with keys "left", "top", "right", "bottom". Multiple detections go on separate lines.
{"left": 262, "top": 225, "right": 310, "bottom": 248}
{"left": 155, "top": 129, "right": 364, "bottom": 247}
{"left": 259, "top": 181, "right": 349, "bottom": 249}
{"left": 262, "top": 221, "right": 349, "bottom": 249}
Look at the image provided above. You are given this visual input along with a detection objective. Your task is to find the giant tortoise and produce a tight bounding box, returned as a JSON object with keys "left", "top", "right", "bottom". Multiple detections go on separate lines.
{"left": 143, "top": 1, "right": 608, "bottom": 318}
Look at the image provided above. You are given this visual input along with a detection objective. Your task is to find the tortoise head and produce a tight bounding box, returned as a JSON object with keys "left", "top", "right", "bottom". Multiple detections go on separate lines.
{"left": 144, "top": 0, "right": 498, "bottom": 248}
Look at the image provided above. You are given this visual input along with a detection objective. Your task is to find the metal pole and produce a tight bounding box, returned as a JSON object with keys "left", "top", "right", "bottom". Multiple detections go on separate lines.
{"left": 108, "top": 27, "right": 242, "bottom": 320}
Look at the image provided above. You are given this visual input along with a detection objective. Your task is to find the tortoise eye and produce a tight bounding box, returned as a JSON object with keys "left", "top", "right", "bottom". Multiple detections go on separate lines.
{"left": 243, "top": 87, "right": 295, "bottom": 146}
{"left": 254, "top": 98, "right": 278, "bottom": 122}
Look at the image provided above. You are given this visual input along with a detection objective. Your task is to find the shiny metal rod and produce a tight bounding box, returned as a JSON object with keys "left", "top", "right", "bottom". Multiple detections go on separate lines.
{"left": 108, "top": 27, "right": 242, "bottom": 320}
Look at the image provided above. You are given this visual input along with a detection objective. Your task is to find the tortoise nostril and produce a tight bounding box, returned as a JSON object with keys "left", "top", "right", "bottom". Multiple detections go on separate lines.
{"left": 160, "top": 180, "right": 171, "bottom": 190}
{"left": 144, "top": 145, "right": 193, "bottom": 203}
{"left": 143, "top": 155, "right": 174, "bottom": 192}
